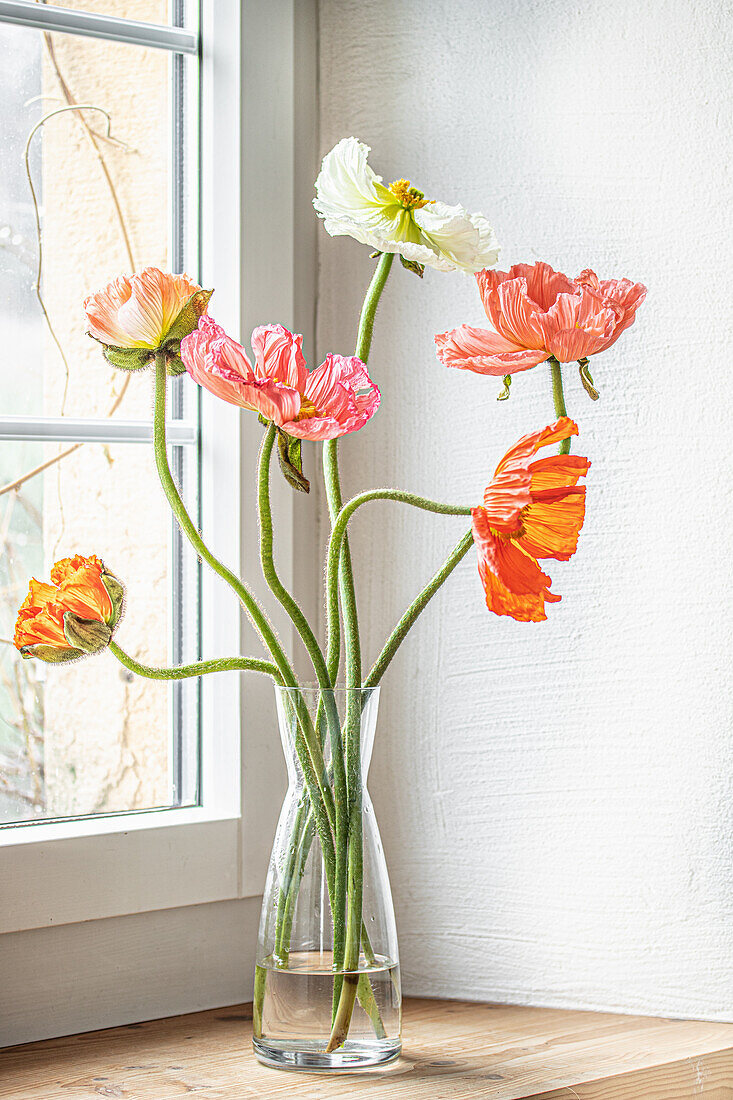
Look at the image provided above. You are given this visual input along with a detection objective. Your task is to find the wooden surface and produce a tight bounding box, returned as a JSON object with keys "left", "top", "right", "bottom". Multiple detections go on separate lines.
{"left": 2, "top": 998, "right": 733, "bottom": 1099}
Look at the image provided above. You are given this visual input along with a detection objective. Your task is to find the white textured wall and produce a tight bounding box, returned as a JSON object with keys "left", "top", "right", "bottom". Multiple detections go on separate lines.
{"left": 317, "top": 0, "right": 733, "bottom": 1018}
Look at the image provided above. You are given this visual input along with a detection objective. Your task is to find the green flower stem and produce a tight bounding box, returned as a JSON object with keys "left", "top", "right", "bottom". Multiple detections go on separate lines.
{"left": 324, "top": 251, "right": 395, "bottom": 682}
{"left": 153, "top": 355, "right": 289, "bottom": 680}
{"left": 109, "top": 640, "right": 280, "bottom": 682}
{"left": 326, "top": 490, "right": 471, "bottom": 663}
{"left": 365, "top": 529, "right": 475, "bottom": 689}
{"left": 549, "top": 357, "right": 572, "bottom": 455}
{"left": 269, "top": 796, "right": 385, "bottom": 1040}
{"left": 355, "top": 252, "right": 395, "bottom": 366}
{"left": 258, "top": 423, "right": 348, "bottom": 963}
{"left": 152, "top": 355, "right": 336, "bottom": 883}
{"left": 274, "top": 799, "right": 315, "bottom": 963}
{"left": 324, "top": 251, "right": 395, "bottom": 1051}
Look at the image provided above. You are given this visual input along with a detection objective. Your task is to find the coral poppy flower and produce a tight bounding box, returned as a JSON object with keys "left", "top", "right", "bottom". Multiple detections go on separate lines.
{"left": 181, "top": 317, "right": 380, "bottom": 441}
{"left": 84, "top": 267, "right": 211, "bottom": 372}
{"left": 472, "top": 419, "right": 590, "bottom": 621}
{"left": 435, "top": 261, "right": 646, "bottom": 376}
{"left": 14, "top": 555, "right": 123, "bottom": 662}
{"left": 314, "top": 137, "right": 500, "bottom": 273}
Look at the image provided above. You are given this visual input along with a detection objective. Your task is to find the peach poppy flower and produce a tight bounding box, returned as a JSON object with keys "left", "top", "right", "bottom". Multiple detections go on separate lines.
{"left": 84, "top": 267, "right": 211, "bottom": 371}
{"left": 472, "top": 419, "right": 590, "bottom": 621}
{"left": 181, "top": 317, "right": 380, "bottom": 441}
{"left": 435, "top": 261, "right": 646, "bottom": 376}
{"left": 15, "top": 555, "right": 123, "bottom": 662}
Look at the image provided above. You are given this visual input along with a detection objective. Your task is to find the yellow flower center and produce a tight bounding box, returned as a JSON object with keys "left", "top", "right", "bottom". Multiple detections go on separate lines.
{"left": 491, "top": 519, "right": 527, "bottom": 543}
{"left": 296, "top": 398, "right": 320, "bottom": 421}
{"left": 388, "top": 178, "right": 432, "bottom": 209}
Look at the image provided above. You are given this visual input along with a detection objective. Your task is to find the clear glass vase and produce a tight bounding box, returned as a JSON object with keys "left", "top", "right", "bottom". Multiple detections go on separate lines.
{"left": 253, "top": 684, "right": 401, "bottom": 1070}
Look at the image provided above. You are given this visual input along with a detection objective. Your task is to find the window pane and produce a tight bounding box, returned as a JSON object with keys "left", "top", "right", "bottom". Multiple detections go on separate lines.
{"left": 0, "top": 439, "right": 199, "bottom": 823}
{"left": 0, "top": 22, "right": 197, "bottom": 421}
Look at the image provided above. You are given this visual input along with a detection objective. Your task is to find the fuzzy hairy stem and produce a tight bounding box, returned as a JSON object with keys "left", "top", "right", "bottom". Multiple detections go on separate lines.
{"left": 109, "top": 641, "right": 280, "bottom": 682}
{"left": 549, "top": 357, "right": 572, "bottom": 454}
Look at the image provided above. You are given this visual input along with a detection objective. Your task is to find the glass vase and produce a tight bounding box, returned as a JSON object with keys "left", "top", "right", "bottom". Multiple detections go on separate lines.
{"left": 253, "top": 684, "right": 401, "bottom": 1070}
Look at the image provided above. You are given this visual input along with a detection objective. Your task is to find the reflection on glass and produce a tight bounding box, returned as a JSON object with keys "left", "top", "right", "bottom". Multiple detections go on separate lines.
{"left": 0, "top": 440, "right": 199, "bottom": 823}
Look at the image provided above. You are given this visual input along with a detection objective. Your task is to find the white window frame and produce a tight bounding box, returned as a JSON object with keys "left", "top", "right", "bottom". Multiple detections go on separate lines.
{"left": 0, "top": 0, "right": 314, "bottom": 951}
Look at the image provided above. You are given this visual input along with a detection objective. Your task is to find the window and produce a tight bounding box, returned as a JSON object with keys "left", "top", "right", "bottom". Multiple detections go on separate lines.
{"left": 0, "top": 2, "right": 200, "bottom": 824}
{"left": 0, "top": 0, "right": 315, "bottom": 1045}
{"left": 0, "top": 0, "right": 245, "bottom": 938}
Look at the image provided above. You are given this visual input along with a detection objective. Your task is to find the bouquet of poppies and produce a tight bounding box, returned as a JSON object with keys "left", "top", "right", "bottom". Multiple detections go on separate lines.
{"left": 13, "top": 137, "right": 645, "bottom": 1057}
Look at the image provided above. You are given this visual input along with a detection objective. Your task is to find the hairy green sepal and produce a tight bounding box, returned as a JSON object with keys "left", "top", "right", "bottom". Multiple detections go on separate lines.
{"left": 19, "top": 643, "right": 85, "bottom": 663}
{"left": 63, "top": 612, "right": 112, "bottom": 655}
{"left": 101, "top": 570, "right": 125, "bottom": 627}
{"left": 276, "top": 429, "right": 310, "bottom": 494}
{"left": 578, "top": 358, "right": 600, "bottom": 400}
{"left": 497, "top": 374, "right": 512, "bottom": 401}
{"left": 399, "top": 254, "right": 425, "bottom": 278}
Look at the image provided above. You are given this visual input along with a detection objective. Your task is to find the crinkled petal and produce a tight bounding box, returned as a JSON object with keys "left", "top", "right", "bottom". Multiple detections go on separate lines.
{"left": 435, "top": 324, "right": 550, "bottom": 376}
{"left": 576, "top": 270, "right": 648, "bottom": 351}
{"left": 476, "top": 262, "right": 576, "bottom": 318}
{"left": 182, "top": 317, "right": 301, "bottom": 423}
{"left": 84, "top": 276, "right": 135, "bottom": 346}
{"left": 488, "top": 278, "right": 549, "bottom": 348}
{"left": 544, "top": 290, "right": 618, "bottom": 361}
{"left": 519, "top": 490, "right": 587, "bottom": 561}
{"left": 285, "top": 415, "right": 349, "bottom": 441}
{"left": 313, "top": 137, "right": 389, "bottom": 222}
{"left": 528, "top": 453, "right": 591, "bottom": 492}
{"left": 251, "top": 324, "right": 308, "bottom": 389}
{"left": 472, "top": 509, "right": 559, "bottom": 622}
{"left": 494, "top": 418, "right": 580, "bottom": 479}
{"left": 288, "top": 353, "right": 380, "bottom": 439}
{"left": 414, "top": 201, "right": 500, "bottom": 273}
{"left": 84, "top": 268, "right": 202, "bottom": 349}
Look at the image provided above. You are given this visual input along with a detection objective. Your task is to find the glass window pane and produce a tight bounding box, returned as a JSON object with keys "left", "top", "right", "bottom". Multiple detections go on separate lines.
{"left": 0, "top": 439, "right": 199, "bottom": 823}
{"left": 0, "top": 22, "right": 197, "bottom": 421}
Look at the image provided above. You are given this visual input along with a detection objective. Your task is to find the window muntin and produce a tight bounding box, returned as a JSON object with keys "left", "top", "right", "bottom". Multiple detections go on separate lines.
{"left": 0, "top": 7, "right": 201, "bottom": 824}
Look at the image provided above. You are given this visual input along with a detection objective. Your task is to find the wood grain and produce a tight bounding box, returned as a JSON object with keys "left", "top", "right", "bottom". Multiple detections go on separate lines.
{"left": 1, "top": 998, "right": 732, "bottom": 1099}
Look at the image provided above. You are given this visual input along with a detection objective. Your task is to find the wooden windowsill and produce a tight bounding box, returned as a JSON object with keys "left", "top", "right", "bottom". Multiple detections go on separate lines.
{"left": 2, "top": 997, "right": 732, "bottom": 1098}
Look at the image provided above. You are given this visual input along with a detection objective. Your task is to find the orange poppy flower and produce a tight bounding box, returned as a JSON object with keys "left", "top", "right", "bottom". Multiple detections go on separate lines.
{"left": 472, "top": 419, "right": 589, "bottom": 621}
{"left": 14, "top": 555, "right": 123, "bottom": 662}
{"left": 84, "top": 267, "right": 211, "bottom": 373}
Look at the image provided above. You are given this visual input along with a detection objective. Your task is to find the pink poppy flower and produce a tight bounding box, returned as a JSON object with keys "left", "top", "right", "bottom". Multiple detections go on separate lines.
{"left": 181, "top": 317, "right": 380, "bottom": 441}
{"left": 435, "top": 261, "right": 646, "bottom": 377}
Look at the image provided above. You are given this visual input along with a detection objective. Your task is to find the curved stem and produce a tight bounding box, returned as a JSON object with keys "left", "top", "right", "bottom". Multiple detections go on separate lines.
{"left": 354, "top": 252, "right": 395, "bottom": 365}
{"left": 326, "top": 490, "right": 471, "bottom": 665}
{"left": 257, "top": 424, "right": 348, "bottom": 951}
{"left": 109, "top": 640, "right": 279, "bottom": 682}
{"left": 365, "top": 529, "right": 475, "bottom": 689}
{"left": 153, "top": 355, "right": 292, "bottom": 682}
{"left": 152, "top": 355, "right": 336, "bottom": 880}
{"left": 549, "top": 357, "right": 572, "bottom": 455}
{"left": 258, "top": 424, "right": 337, "bottom": 693}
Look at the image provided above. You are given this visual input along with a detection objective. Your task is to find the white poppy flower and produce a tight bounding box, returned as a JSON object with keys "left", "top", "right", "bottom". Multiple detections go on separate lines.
{"left": 314, "top": 137, "right": 500, "bottom": 274}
